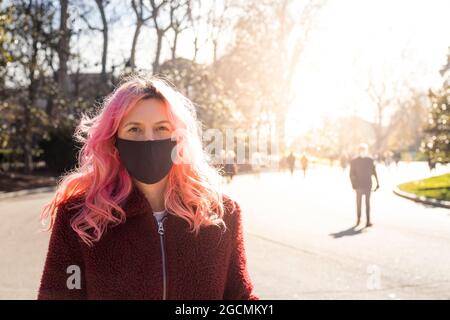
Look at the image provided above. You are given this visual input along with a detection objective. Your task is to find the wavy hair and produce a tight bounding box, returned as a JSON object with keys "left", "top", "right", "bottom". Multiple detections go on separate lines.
{"left": 40, "top": 74, "right": 226, "bottom": 246}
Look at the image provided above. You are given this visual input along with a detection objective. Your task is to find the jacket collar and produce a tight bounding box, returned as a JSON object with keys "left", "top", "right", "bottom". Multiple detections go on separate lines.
{"left": 121, "top": 183, "right": 154, "bottom": 219}
{"left": 120, "top": 183, "right": 190, "bottom": 231}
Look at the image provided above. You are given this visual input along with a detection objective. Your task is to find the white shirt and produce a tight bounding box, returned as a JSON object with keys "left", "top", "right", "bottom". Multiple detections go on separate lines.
{"left": 153, "top": 210, "right": 167, "bottom": 224}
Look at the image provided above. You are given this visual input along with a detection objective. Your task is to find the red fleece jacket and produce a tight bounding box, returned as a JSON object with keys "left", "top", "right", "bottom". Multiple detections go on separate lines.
{"left": 38, "top": 185, "right": 258, "bottom": 300}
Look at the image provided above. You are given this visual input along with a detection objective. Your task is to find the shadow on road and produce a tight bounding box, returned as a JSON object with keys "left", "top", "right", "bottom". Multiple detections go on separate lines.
{"left": 329, "top": 226, "right": 366, "bottom": 239}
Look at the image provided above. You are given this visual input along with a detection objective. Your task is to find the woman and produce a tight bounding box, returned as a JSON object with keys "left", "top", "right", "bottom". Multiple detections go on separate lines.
{"left": 38, "top": 74, "right": 258, "bottom": 300}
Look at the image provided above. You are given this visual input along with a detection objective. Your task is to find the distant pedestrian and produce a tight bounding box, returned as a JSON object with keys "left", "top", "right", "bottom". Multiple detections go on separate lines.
{"left": 393, "top": 151, "right": 401, "bottom": 167}
{"left": 286, "top": 152, "right": 296, "bottom": 175}
{"left": 300, "top": 154, "right": 308, "bottom": 177}
{"left": 428, "top": 157, "right": 436, "bottom": 172}
{"left": 349, "top": 144, "right": 380, "bottom": 228}
{"left": 224, "top": 151, "right": 237, "bottom": 183}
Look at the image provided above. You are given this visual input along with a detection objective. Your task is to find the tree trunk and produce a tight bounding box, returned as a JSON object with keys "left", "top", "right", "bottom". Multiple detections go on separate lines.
{"left": 212, "top": 39, "right": 218, "bottom": 63}
{"left": 192, "top": 37, "right": 198, "bottom": 62}
{"left": 374, "top": 104, "right": 384, "bottom": 154}
{"left": 57, "top": 0, "right": 70, "bottom": 99}
{"left": 171, "top": 30, "right": 179, "bottom": 60}
{"left": 24, "top": 35, "right": 39, "bottom": 174}
{"left": 130, "top": 21, "right": 143, "bottom": 71}
{"left": 95, "top": 0, "right": 108, "bottom": 87}
{"left": 153, "top": 31, "right": 163, "bottom": 74}
{"left": 276, "top": 113, "right": 286, "bottom": 154}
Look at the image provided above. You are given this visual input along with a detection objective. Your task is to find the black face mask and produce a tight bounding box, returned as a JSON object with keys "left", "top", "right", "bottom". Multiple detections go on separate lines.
{"left": 115, "top": 137, "right": 178, "bottom": 184}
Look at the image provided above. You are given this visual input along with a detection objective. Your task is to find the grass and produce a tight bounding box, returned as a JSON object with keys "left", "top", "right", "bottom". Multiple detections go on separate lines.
{"left": 398, "top": 173, "right": 450, "bottom": 202}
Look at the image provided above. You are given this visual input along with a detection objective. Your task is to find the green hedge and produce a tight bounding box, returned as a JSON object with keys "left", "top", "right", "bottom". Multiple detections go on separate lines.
{"left": 398, "top": 173, "right": 450, "bottom": 201}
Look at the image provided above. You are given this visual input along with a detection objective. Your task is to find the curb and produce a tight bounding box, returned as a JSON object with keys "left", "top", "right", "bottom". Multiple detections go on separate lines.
{"left": 393, "top": 186, "right": 450, "bottom": 209}
{"left": 0, "top": 186, "right": 56, "bottom": 200}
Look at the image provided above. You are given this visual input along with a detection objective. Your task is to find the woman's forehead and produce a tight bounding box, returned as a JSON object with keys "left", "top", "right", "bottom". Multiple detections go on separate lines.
{"left": 122, "top": 98, "right": 169, "bottom": 125}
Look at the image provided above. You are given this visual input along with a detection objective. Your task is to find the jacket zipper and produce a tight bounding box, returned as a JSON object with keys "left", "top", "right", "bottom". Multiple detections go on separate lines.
{"left": 157, "top": 215, "right": 168, "bottom": 300}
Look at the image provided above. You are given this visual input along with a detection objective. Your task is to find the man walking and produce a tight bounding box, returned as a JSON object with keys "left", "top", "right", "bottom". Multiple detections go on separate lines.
{"left": 300, "top": 153, "right": 308, "bottom": 177}
{"left": 350, "top": 144, "right": 380, "bottom": 227}
{"left": 286, "top": 152, "right": 296, "bottom": 175}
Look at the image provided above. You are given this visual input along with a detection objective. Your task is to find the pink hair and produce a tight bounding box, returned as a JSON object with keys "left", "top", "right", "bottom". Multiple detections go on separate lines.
{"left": 40, "top": 74, "right": 226, "bottom": 246}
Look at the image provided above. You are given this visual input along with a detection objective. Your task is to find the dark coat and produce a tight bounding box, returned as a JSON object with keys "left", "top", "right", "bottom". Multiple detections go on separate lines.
{"left": 349, "top": 156, "right": 376, "bottom": 190}
{"left": 38, "top": 185, "right": 258, "bottom": 300}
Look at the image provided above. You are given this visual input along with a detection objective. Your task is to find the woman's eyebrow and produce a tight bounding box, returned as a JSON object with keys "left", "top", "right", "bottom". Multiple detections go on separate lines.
{"left": 124, "top": 120, "right": 170, "bottom": 127}
{"left": 154, "top": 120, "right": 171, "bottom": 125}
{"left": 124, "top": 121, "right": 143, "bottom": 127}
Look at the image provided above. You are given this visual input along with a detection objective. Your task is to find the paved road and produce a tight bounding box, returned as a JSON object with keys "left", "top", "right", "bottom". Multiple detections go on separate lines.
{"left": 0, "top": 161, "right": 449, "bottom": 299}
{"left": 223, "top": 161, "right": 450, "bottom": 299}
{"left": 0, "top": 191, "right": 51, "bottom": 299}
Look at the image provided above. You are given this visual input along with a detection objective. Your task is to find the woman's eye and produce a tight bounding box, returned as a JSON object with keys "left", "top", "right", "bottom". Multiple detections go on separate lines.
{"left": 157, "top": 126, "right": 169, "bottom": 131}
{"left": 128, "top": 127, "right": 140, "bottom": 133}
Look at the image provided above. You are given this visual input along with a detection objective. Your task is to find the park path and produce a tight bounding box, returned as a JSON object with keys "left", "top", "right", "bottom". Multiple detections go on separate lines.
{"left": 0, "top": 161, "right": 449, "bottom": 299}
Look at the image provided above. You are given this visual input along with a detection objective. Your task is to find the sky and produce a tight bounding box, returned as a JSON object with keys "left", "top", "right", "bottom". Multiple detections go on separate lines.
{"left": 285, "top": 0, "right": 450, "bottom": 144}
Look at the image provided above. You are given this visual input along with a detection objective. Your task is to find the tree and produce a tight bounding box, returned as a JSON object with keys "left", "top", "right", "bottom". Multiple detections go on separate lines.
{"left": 3, "top": 0, "right": 58, "bottom": 173}
{"left": 422, "top": 86, "right": 450, "bottom": 164}
{"left": 216, "top": 0, "right": 325, "bottom": 153}
{"left": 386, "top": 89, "right": 428, "bottom": 153}
{"left": 188, "top": 0, "right": 206, "bottom": 62}
{"left": 95, "top": 0, "right": 108, "bottom": 86}
{"left": 149, "top": 0, "right": 171, "bottom": 74}
{"left": 159, "top": 57, "right": 237, "bottom": 130}
{"left": 168, "top": 0, "right": 190, "bottom": 61}
{"left": 129, "top": 0, "right": 152, "bottom": 71}
{"left": 57, "top": 0, "right": 70, "bottom": 97}
{"left": 78, "top": 0, "right": 116, "bottom": 92}
{"left": 44, "top": 0, "right": 72, "bottom": 119}
{"left": 421, "top": 48, "right": 449, "bottom": 164}
{"left": 2, "top": 0, "right": 101, "bottom": 173}
{"left": 0, "top": 2, "right": 14, "bottom": 87}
